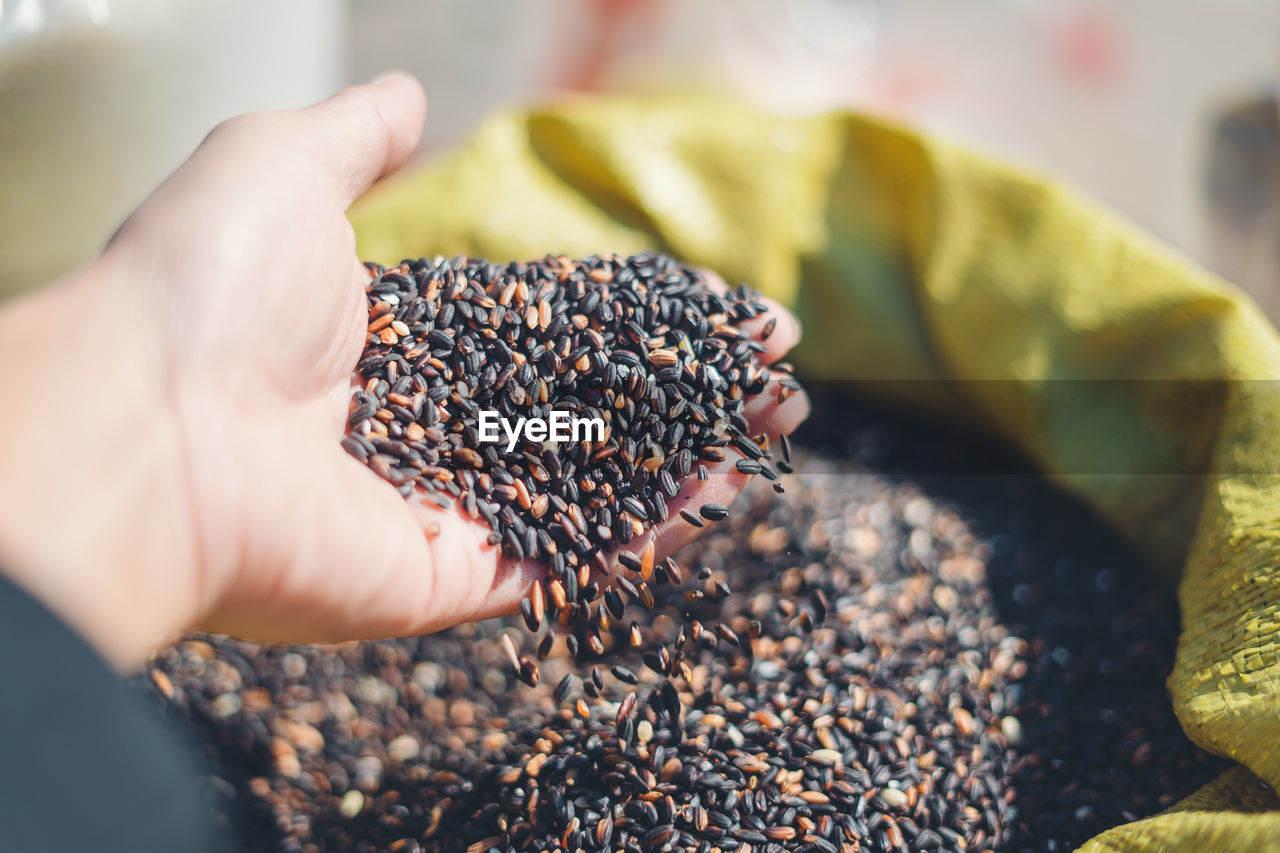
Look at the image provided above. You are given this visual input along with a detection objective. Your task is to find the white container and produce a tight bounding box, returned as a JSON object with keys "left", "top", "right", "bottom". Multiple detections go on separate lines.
{"left": 0, "top": 0, "right": 345, "bottom": 297}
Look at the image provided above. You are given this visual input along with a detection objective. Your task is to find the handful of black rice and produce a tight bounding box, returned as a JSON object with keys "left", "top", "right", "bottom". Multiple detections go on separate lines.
{"left": 343, "top": 253, "right": 797, "bottom": 688}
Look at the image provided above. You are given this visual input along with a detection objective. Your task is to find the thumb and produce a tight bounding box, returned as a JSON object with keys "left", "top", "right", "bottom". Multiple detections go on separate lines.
{"left": 297, "top": 71, "right": 427, "bottom": 206}
{"left": 107, "top": 72, "right": 427, "bottom": 251}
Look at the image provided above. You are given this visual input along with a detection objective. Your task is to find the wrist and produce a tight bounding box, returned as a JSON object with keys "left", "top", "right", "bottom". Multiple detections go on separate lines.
{"left": 0, "top": 258, "right": 200, "bottom": 670}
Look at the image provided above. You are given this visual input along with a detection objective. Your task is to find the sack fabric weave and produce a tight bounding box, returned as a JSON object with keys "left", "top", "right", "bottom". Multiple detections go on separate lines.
{"left": 349, "top": 95, "right": 1280, "bottom": 851}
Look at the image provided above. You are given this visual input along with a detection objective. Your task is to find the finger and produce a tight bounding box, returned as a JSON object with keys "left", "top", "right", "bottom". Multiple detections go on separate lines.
{"left": 199, "top": 439, "right": 436, "bottom": 643}
{"left": 751, "top": 295, "right": 802, "bottom": 364}
{"left": 298, "top": 71, "right": 427, "bottom": 206}
{"left": 648, "top": 383, "right": 807, "bottom": 560}
{"left": 408, "top": 494, "right": 542, "bottom": 630}
{"left": 743, "top": 377, "right": 811, "bottom": 437}
{"left": 590, "top": 452, "right": 771, "bottom": 595}
{"left": 650, "top": 465, "right": 753, "bottom": 560}
{"left": 406, "top": 460, "right": 760, "bottom": 630}
{"left": 108, "top": 73, "right": 426, "bottom": 259}
{"left": 699, "top": 270, "right": 801, "bottom": 365}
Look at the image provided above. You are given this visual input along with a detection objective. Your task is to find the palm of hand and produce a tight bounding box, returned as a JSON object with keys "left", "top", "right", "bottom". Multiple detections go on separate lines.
{"left": 102, "top": 75, "right": 806, "bottom": 647}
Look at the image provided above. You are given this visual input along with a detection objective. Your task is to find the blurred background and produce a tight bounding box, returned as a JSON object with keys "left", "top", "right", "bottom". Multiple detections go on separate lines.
{"left": 3, "top": 0, "right": 1279, "bottom": 317}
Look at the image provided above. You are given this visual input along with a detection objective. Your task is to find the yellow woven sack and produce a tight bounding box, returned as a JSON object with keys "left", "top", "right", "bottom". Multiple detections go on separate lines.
{"left": 350, "top": 94, "right": 1280, "bottom": 851}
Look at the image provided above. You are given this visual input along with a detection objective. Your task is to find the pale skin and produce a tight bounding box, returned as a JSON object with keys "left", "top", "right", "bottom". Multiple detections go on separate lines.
{"left": 0, "top": 73, "right": 808, "bottom": 672}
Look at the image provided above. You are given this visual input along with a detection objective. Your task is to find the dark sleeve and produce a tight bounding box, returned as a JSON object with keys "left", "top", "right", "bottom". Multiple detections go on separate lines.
{"left": 0, "top": 572, "right": 216, "bottom": 853}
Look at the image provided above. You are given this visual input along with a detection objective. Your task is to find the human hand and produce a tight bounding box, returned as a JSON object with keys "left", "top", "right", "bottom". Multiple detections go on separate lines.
{"left": 0, "top": 73, "right": 807, "bottom": 670}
